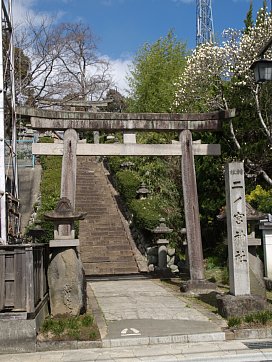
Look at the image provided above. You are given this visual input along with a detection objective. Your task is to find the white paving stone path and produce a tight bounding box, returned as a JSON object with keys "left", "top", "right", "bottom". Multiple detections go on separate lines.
{"left": 90, "top": 279, "right": 209, "bottom": 321}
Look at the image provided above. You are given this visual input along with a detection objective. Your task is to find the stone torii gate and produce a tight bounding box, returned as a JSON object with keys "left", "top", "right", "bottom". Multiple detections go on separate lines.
{"left": 18, "top": 106, "right": 235, "bottom": 291}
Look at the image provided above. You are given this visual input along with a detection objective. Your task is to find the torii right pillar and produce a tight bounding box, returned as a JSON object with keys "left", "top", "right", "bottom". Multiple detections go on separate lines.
{"left": 180, "top": 130, "right": 214, "bottom": 291}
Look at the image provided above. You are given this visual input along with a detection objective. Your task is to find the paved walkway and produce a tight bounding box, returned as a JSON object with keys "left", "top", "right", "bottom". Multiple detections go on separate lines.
{"left": 88, "top": 277, "right": 226, "bottom": 347}
{"left": 1, "top": 340, "right": 272, "bottom": 361}
{"left": 2, "top": 279, "right": 272, "bottom": 360}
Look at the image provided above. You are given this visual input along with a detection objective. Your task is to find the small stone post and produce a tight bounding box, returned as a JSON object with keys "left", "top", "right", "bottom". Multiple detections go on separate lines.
{"left": 123, "top": 131, "right": 136, "bottom": 144}
{"left": 260, "top": 216, "right": 272, "bottom": 280}
{"left": 180, "top": 130, "right": 205, "bottom": 287}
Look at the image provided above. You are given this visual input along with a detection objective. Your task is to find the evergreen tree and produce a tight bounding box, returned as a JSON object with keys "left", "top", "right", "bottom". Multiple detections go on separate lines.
{"left": 127, "top": 30, "right": 187, "bottom": 112}
{"left": 244, "top": 0, "right": 253, "bottom": 33}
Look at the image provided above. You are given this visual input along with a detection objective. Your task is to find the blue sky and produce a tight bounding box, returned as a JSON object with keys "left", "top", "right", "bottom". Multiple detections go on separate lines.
{"left": 15, "top": 0, "right": 265, "bottom": 92}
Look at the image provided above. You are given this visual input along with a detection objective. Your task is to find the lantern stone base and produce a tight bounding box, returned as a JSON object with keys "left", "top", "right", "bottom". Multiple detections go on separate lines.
{"left": 153, "top": 266, "right": 173, "bottom": 279}
{"left": 180, "top": 279, "right": 216, "bottom": 293}
{"left": 47, "top": 248, "right": 86, "bottom": 317}
{"left": 217, "top": 294, "right": 267, "bottom": 319}
{"left": 264, "top": 277, "right": 272, "bottom": 291}
{"left": 49, "top": 239, "right": 79, "bottom": 248}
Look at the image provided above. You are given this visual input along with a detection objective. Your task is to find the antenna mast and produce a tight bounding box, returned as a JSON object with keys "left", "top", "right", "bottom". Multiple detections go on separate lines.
{"left": 196, "top": 0, "right": 215, "bottom": 46}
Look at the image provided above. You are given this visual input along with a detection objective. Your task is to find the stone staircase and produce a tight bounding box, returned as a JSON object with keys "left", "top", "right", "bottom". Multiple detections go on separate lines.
{"left": 76, "top": 156, "right": 141, "bottom": 276}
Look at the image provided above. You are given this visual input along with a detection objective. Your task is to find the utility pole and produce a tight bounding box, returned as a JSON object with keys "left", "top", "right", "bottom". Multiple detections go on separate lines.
{"left": 196, "top": 0, "right": 215, "bottom": 46}
{"left": 0, "top": 0, "right": 18, "bottom": 243}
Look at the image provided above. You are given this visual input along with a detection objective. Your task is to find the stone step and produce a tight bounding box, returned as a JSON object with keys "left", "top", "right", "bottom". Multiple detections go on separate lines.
{"left": 80, "top": 241, "right": 132, "bottom": 248}
{"left": 76, "top": 156, "right": 140, "bottom": 276}
{"left": 80, "top": 240, "right": 131, "bottom": 247}
{"left": 81, "top": 255, "right": 136, "bottom": 263}
{"left": 80, "top": 243, "right": 132, "bottom": 252}
{"left": 79, "top": 227, "right": 125, "bottom": 233}
{"left": 83, "top": 262, "right": 139, "bottom": 275}
{"left": 80, "top": 246, "right": 134, "bottom": 255}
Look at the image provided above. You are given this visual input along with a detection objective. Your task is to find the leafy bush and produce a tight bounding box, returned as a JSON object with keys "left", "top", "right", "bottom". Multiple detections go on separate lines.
{"left": 246, "top": 184, "right": 272, "bottom": 214}
{"left": 36, "top": 137, "right": 62, "bottom": 242}
{"left": 115, "top": 170, "right": 141, "bottom": 204}
{"left": 40, "top": 314, "right": 99, "bottom": 341}
{"left": 228, "top": 317, "right": 242, "bottom": 328}
{"left": 228, "top": 310, "right": 272, "bottom": 329}
{"left": 130, "top": 197, "right": 162, "bottom": 231}
{"left": 108, "top": 151, "right": 184, "bottom": 249}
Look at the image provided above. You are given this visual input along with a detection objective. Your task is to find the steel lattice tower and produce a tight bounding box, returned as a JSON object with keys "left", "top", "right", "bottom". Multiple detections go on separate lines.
{"left": 196, "top": 0, "right": 215, "bottom": 46}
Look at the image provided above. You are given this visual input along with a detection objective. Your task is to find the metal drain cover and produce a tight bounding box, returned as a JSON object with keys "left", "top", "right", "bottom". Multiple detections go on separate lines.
{"left": 244, "top": 341, "right": 272, "bottom": 349}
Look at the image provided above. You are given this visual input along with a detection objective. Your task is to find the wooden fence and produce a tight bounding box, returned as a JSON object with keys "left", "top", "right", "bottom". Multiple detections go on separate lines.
{"left": 0, "top": 244, "right": 49, "bottom": 314}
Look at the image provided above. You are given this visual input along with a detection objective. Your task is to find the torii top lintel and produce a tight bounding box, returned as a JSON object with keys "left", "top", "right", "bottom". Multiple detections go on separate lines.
{"left": 16, "top": 106, "right": 235, "bottom": 132}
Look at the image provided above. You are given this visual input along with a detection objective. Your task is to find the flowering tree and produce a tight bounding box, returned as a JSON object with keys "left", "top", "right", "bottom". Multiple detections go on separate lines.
{"left": 174, "top": 5, "right": 272, "bottom": 185}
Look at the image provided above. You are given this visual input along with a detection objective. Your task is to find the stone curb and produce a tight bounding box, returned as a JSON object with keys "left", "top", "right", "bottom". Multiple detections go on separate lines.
{"left": 227, "top": 327, "right": 272, "bottom": 340}
{"left": 102, "top": 331, "right": 226, "bottom": 348}
{"left": 86, "top": 283, "right": 108, "bottom": 339}
{"left": 36, "top": 340, "right": 102, "bottom": 352}
{"left": 35, "top": 328, "right": 272, "bottom": 352}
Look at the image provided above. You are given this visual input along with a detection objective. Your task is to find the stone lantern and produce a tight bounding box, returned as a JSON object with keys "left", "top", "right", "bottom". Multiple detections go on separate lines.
{"left": 44, "top": 197, "right": 86, "bottom": 248}
{"left": 136, "top": 182, "right": 150, "bottom": 200}
{"left": 27, "top": 220, "right": 45, "bottom": 243}
{"left": 152, "top": 218, "right": 173, "bottom": 270}
{"left": 217, "top": 202, "right": 265, "bottom": 251}
{"left": 120, "top": 161, "right": 135, "bottom": 170}
{"left": 245, "top": 203, "right": 265, "bottom": 253}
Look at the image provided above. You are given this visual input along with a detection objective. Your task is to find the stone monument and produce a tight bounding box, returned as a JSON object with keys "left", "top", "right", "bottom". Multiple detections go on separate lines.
{"left": 217, "top": 162, "right": 266, "bottom": 318}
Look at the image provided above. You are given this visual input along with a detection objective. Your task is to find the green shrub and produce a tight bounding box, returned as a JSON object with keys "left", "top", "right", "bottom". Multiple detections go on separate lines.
{"left": 130, "top": 197, "right": 162, "bottom": 231}
{"left": 81, "top": 314, "right": 94, "bottom": 327}
{"left": 220, "top": 267, "right": 229, "bottom": 285}
{"left": 40, "top": 314, "right": 99, "bottom": 341}
{"left": 246, "top": 185, "right": 272, "bottom": 213}
{"left": 244, "top": 314, "right": 255, "bottom": 324}
{"left": 34, "top": 137, "right": 62, "bottom": 242}
{"left": 107, "top": 151, "right": 184, "bottom": 250}
{"left": 115, "top": 170, "right": 141, "bottom": 203}
{"left": 254, "top": 310, "right": 272, "bottom": 325}
{"left": 42, "top": 318, "right": 65, "bottom": 336}
{"left": 228, "top": 317, "right": 242, "bottom": 328}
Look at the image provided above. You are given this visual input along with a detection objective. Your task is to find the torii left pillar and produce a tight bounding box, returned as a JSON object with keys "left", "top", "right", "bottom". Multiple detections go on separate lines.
{"left": 47, "top": 129, "right": 86, "bottom": 316}
{"left": 180, "top": 130, "right": 214, "bottom": 291}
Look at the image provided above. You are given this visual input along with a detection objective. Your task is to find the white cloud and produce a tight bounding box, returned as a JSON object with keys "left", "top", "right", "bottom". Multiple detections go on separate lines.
{"left": 108, "top": 57, "right": 132, "bottom": 95}
{"left": 12, "top": 0, "right": 64, "bottom": 27}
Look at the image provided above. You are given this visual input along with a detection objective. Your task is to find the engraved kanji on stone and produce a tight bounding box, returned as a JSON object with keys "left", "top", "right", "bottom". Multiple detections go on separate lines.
{"left": 234, "top": 229, "right": 246, "bottom": 243}
{"left": 234, "top": 249, "right": 247, "bottom": 263}
{"left": 230, "top": 169, "right": 243, "bottom": 176}
{"left": 233, "top": 211, "right": 245, "bottom": 224}
{"left": 232, "top": 180, "right": 243, "bottom": 189}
